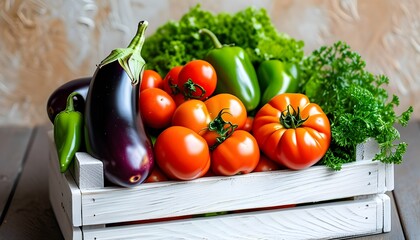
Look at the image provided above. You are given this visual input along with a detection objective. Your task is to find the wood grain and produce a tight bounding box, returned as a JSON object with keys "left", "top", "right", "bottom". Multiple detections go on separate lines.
{"left": 0, "top": 125, "right": 64, "bottom": 239}
{"left": 0, "top": 126, "right": 33, "bottom": 223}
{"left": 81, "top": 195, "right": 389, "bottom": 240}
{"left": 352, "top": 192, "right": 405, "bottom": 240}
{"left": 71, "top": 160, "right": 389, "bottom": 226}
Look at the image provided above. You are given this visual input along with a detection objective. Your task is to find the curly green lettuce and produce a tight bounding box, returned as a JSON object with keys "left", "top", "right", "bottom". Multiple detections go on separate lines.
{"left": 142, "top": 5, "right": 305, "bottom": 76}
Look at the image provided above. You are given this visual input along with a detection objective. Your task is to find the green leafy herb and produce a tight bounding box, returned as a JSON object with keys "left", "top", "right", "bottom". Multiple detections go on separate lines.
{"left": 300, "top": 41, "right": 413, "bottom": 170}
{"left": 142, "top": 5, "right": 305, "bottom": 76}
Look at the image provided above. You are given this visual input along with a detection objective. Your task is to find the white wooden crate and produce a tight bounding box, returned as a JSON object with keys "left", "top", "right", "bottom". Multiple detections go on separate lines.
{"left": 48, "top": 132, "right": 393, "bottom": 240}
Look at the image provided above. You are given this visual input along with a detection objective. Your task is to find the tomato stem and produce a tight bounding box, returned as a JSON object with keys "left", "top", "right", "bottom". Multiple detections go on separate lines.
{"left": 207, "top": 109, "right": 238, "bottom": 150}
{"left": 168, "top": 77, "right": 180, "bottom": 95}
{"left": 280, "top": 105, "right": 308, "bottom": 129}
{"left": 183, "top": 79, "right": 206, "bottom": 99}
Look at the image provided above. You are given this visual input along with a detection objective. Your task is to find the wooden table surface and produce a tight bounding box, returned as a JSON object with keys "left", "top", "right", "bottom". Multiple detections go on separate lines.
{"left": 0, "top": 121, "right": 419, "bottom": 240}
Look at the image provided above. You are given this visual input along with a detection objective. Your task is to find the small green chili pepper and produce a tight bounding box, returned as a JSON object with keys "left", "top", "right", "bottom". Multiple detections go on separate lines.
{"left": 54, "top": 92, "right": 83, "bottom": 173}
{"left": 257, "top": 60, "right": 299, "bottom": 106}
{"left": 200, "top": 28, "right": 260, "bottom": 111}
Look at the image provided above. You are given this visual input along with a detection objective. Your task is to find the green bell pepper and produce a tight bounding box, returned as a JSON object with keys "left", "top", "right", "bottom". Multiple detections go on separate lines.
{"left": 257, "top": 60, "right": 299, "bottom": 106}
{"left": 199, "top": 28, "right": 260, "bottom": 111}
{"left": 54, "top": 92, "right": 83, "bottom": 173}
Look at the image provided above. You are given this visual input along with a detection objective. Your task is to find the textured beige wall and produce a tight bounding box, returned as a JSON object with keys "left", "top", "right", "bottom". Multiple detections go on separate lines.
{"left": 0, "top": 0, "right": 418, "bottom": 126}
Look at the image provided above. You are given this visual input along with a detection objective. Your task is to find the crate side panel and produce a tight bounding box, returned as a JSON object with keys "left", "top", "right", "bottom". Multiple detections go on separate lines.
{"left": 82, "top": 196, "right": 387, "bottom": 240}
{"left": 49, "top": 146, "right": 83, "bottom": 239}
{"left": 48, "top": 134, "right": 83, "bottom": 227}
{"left": 379, "top": 194, "right": 391, "bottom": 232}
{"left": 81, "top": 160, "right": 383, "bottom": 225}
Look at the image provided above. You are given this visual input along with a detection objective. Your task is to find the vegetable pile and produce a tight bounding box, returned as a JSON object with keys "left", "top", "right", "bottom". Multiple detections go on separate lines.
{"left": 47, "top": 5, "right": 413, "bottom": 188}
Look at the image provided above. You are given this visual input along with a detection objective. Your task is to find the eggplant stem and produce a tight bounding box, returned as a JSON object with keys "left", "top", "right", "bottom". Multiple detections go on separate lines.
{"left": 98, "top": 21, "right": 148, "bottom": 85}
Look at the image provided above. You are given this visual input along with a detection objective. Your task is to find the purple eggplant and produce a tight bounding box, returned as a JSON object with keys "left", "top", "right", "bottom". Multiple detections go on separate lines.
{"left": 46, "top": 77, "right": 91, "bottom": 123}
{"left": 84, "top": 21, "right": 153, "bottom": 187}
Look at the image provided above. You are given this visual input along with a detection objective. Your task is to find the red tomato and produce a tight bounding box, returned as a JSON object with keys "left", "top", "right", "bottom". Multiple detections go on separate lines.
{"left": 178, "top": 60, "right": 217, "bottom": 100}
{"left": 162, "top": 66, "right": 185, "bottom": 106}
{"left": 162, "top": 66, "right": 183, "bottom": 94}
{"left": 242, "top": 116, "right": 254, "bottom": 132}
{"left": 171, "top": 92, "right": 187, "bottom": 107}
{"left": 171, "top": 100, "right": 211, "bottom": 133}
{"left": 211, "top": 130, "right": 260, "bottom": 176}
{"left": 145, "top": 166, "right": 168, "bottom": 183}
{"left": 140, "top": 88, "right": 176, "bottom": 129}
{"left": 154, "top": 126, "right": 210, "bottom": 181}
{"left": 171, "top": 94, "right": 247, "bottom": 148}
{"left": 204, "top": 94, "right": 247, "bottom": 130}
{"left": 140, "top": 70, "right": 163, "bottom": 91}
{"left": 252, "top": 93, "right": 331, "bottom": 170}
{"left": 253, "top": 154, "right": 280, "bottom": 172}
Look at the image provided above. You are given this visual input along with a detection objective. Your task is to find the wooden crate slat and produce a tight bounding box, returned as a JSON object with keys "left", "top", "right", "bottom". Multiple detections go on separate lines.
{"left": 80, "top": 160, "right": 389, "bottom": 225}
{"left": 48, "top": 132, "right": 83, "bottom": 227}
{"left": 81, "top": 195, "right": 390, "bottom": 240}
{"left": 48, "top": 165, "right": 83, "bottom": 240}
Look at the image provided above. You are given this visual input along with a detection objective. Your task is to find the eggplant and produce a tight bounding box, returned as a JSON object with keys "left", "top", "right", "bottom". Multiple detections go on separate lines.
{"left": 46, "top": 77, "right": 91, "bottom": 123}
{"left": 84, "top": 21, "right": 153, "bottom": 187}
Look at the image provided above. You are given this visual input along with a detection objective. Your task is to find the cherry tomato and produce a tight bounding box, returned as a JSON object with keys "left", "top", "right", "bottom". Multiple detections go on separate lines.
{"left": 171, "top": 94, "right": 247, "bottom": 148}
{"left": 178, "top": 60, "right": 217, "bottom": 100}
{"left": 211, "top": 130, "right": 260, "bottom": 176}
{"left": 242, "top": 116, "right": 254, "bottom": 132}
{"left": 171, "top": 92, "right": 188, "bottom": 107}
{"left": 204, "top": 94, "right": 247, "bottom": 130}
{"left": 162, "top": 66, "right": 186, "bottom": 106}
{"left": 253, "top": 154, "right": 280, "bottom": 172}
{"left": 154, "top": 126, "right": 210, "bottom": 181}
{"left": 140, "top": 88, "right": 176, "bottom": 129}
{"left": 145, "top": 166, "right": 168, "bottom": 183}
{"left": 171, "top": 99, "right": 224, "bottom": 148}
{"left": 140, "top": 70, "right": 163, "bottom": 91}
{"left": 252, "top": 93, "right": 331, "bottom": 170}
{"left": 171, "top": 100, "right": 211, "bottom": 133}
{"left": 162, "top": 66, "right": 183, "bottom": 95}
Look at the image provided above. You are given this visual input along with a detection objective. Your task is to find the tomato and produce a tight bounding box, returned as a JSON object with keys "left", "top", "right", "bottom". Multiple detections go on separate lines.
{"left": 162, "top": 66, "right": 183, "bottom": 95}
{"left": 178, "top": 60, "right": 217, "bottom": 100}
{"left": 204, "top": 94, "right": 247, "bottom": 130}
{"left": 253, "top": 154, "right": 280, "bottom": 172}
{"left": 171, "top": 92, "right": 187, "bottom": 107}
{"left": 252, "top": 93, "right": 331, "bottom": 170}
{"left": 211, "top": 130, "right": 260, "bottom": 176}
{"left": 145, "top": 166, "right": 168, "bottom": 183}
{"left": 162, "top": 66, "right": 186, "bottom": 106}
{"left": 171, "top": 100, "right": 211, "bottom": 133}
{"left": 140, "top": 88, "right": 176, "bottom": 129}
{"left": 140, "top": 70, "right": 163, "bottom": 91}
{"left": 154, "top": 126, "right": 210, "bottom": 181}
{"left": 242, "top": 116, "right": 254, "bottom": 132}
{"left": 172, "top": 94, "right": 247, "bottom": 148}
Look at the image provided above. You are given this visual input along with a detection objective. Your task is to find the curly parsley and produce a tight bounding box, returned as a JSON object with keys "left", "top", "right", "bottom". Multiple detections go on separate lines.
{"left": 301, "top": 41, "right": 413, "bottom": 170}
